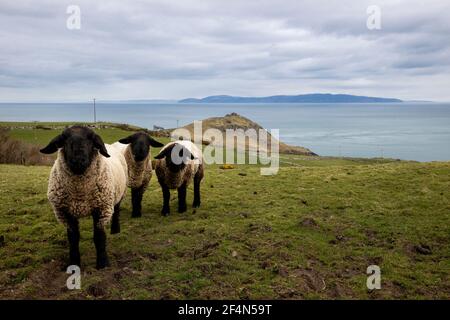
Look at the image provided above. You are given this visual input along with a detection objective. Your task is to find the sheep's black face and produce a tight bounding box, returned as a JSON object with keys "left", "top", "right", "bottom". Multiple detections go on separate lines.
{"left": 131, "top": 134, "right": 151, "bottom": 162}
{"left": 119, "top": 132, "right": 164, "bottom": 162}
{"left": 40, "top": 126, "right": 110, "bottom": 175}
{"left": 64, "top": 133, "right": 96, "bottom": 175}
{"left": 154, "top": 143, "right": 195, "bottom": 173}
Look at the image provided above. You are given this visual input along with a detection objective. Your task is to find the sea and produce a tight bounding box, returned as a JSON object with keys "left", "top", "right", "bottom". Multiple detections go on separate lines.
{"left": 1, "top": 102, "right": 449, "bottom": 162}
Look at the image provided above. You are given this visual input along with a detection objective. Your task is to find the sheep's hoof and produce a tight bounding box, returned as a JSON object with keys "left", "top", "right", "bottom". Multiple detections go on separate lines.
{"left": 178, "top": 206, "right": 187, "bottom": 213}
{"left": 110, "top": 225, "right": 120, "bottom": 234}
{"left": 193, "top": 201, "right": 201, "bottom": 208}
{"left": 67, "top": 261, "right": 81, "bottom": 270}
{"left": 131, "top": 212, "right": 142, "bottom": 218}
{"left": 96, "top": 258, "right": 110, "bottom": 270}
{"left": 161, "top": 208, "right": 170, "bottom": 216}
{"left": 68, "top": 254, "right": 81, "bottom": 268}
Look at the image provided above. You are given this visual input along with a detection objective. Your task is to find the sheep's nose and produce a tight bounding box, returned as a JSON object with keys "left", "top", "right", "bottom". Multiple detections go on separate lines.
{"left": 134, "top": 153, "right": 146, "bottom": 161}
{"left": 72, "top": 157, "right": 89, "bottom": 168}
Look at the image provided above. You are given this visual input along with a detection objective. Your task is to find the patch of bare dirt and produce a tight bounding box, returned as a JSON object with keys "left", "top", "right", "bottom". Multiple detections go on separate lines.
{"left": 405, "top": 242, "right": 434, "bottom": 261}
{"left": 299, "top": 217, "right": 318, "bottom": 228}
{"left": 329, "top": 234, "right": 348, "bottom": 244}
{"left": 193, "top": 241, "right": 220, "bottom": 259}
{"left": 247, "top": 223, "right": 272, "bottom": 233}
{"left": 86, "top": 282, "right": 108, "bottom": 298}
{"left": 413, "top": 244, "right": 432, "bottom": 255}
{"left": 291, "top": 269, "right": 327, "bottom": 291}
{"left": 0, "top": 259, "right": 73, "bottom": 299}
{"left": 329, "top": 282, "right": 354, "bottom": 299}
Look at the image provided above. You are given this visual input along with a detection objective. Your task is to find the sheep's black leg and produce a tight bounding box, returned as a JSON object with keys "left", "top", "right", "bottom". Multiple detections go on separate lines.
{"left": 193, "top": 166, "right": 204, "bottom": 208}
{"left": 65, "top": 213, "right": 80, "bottom": 267}
{"left": 131, "top": 186, "right": 144, "bottom": 218}
{"left": 92, "top": 209, "right": 110, "bottom": 269}
{"left": 161, "top": 184, "right": 170, "bottom": 216}
{"left": 193, "top": 177, "right": 201, "bottom": 208}
{"left": 178, "top": 183, "right": 187, "bottom": 213}
{"left": 111, "top": 201, "right": 121, "bottom": 234}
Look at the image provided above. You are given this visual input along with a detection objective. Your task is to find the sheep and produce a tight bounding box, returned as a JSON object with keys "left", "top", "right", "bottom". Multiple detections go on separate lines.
{"left": 117, "top": 132, "right": 164, "bottom": 217}
{"left": 40, "top": 126, "right": 128, "bottom": 269}
{"left": 154, "top": 140, "right": 204, "bottom": 216}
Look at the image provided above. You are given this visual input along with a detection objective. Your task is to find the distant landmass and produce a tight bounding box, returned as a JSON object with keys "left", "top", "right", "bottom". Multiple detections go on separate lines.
{"left": 179, "top": 93, "right": 403, "bottom": 103}
{"left": 99, "top": 99, "right": 178, "bottom": 104}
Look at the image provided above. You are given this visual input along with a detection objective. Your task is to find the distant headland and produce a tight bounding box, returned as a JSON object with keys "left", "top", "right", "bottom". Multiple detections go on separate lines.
{"left": 179, "top": 93, "right": 403, "bottom": 103}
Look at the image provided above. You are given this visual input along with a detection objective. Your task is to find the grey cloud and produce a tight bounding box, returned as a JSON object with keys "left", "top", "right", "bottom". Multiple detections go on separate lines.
{"left": 0, "top": 0, "right": 449, "bottom": 101}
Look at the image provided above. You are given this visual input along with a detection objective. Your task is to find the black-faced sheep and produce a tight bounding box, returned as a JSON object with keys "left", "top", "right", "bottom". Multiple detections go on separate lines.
{"left": 117, "top": 132, "right": 164, "bottom": 217}
{"left": 40, "top": 126, "right": 127, "bottom": 269}
{"left": 154, "top": 140, "right": 204, "bottom": 216}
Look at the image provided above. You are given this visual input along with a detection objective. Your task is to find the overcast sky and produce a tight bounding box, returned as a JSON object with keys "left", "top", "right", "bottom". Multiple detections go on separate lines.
{"left": 1, "top": 0, "right": 449, "bottom": 102}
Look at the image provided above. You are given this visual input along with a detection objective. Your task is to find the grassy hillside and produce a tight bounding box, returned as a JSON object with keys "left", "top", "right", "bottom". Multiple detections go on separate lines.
{"left": 0, "top": 123, "right": 449, "bottom": 299}
{"left": 0, "top": 121, "right": 170, "bottom": 147}
{"left": 181, "top": 113, "right": 317, "bottom": 155}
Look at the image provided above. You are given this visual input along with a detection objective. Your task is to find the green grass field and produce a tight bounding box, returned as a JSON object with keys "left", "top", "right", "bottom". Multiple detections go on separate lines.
{"left": 0, "top": 121, "right": 171, "bottom": 147}
{"left": 0, "top": 123, "right": 449, "bottom": 299}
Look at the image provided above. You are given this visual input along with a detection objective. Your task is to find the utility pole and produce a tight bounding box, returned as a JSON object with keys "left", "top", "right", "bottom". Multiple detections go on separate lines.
{"left": 93, "top": 98, "right": 96, "bottom": 124}
{"left": 177, "top": 119, "right": 179, "bottom": 128}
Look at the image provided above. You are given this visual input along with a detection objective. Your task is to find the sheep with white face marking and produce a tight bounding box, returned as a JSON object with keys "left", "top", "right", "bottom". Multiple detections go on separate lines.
{"left": 117, "top": 132, "right": 164, "bottom": 217}
{"left": 40, "top": 126, "right": 127, "bottom": 269}
{"left": 154, "top": 140, "right": 204, "bottom": 216}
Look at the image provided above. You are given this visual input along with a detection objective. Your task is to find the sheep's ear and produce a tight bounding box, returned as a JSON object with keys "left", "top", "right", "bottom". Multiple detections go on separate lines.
{"left": 154, "top": 149, "right": 167, "bottom": 159}
{"left": 148, "top": 136, "right": 164, "bottom": 148}
{"left": 40, "top": 134, "right": 66, "bottom": 154}
{"left": 154, "top": 144, "right": 173, "bottom": 159}
{"left": 118, "top": 133, "right": 136, "bottom": 144}
{"left": 93, "top": 134, "right": 110, "bottom": 158}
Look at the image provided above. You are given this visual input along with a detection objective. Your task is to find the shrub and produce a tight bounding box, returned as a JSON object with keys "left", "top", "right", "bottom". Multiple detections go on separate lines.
{"left": 0, "top": 129, "right": 54, "bottom": 166}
